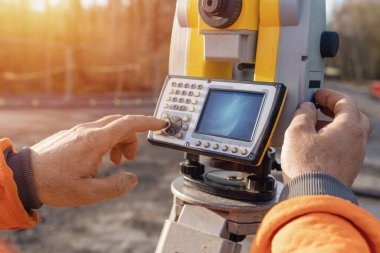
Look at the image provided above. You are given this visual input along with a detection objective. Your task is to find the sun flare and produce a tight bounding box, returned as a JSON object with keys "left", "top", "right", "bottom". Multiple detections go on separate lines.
{"left": 29, "top": 0, "right": 62, "bottom": 12}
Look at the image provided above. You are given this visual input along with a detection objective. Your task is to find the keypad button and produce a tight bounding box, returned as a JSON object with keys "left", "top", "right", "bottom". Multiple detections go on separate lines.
{"left": 183, "top": 125, "right": 189, "bottom": 131}
{"left": 162, "top": 113, "right": 169, "bottom": 119}
{"left": 188, "top": 91, "right": 194, "bottom": 96}
{"left": 179, "top": 98, "right": 185, "bottom": 103}
{"left": 195, "top": 140, "right": 202, "bottom": 146}
{"left": 204, "top": 142, "right": 210, "bottom": 148}
{"left": 213, "top": 144, "right": 219, "bottom": 150}
{"left": 172, "top": 82, "right": 177, "bottom": 87}
{"left": 183, "top": 116, "right": 190, "bottom": 122}
{"left": 156, "top": 130, "right": 162, "bottom": 135}
{"left": 241, "top": 149, "right": 248, "bottom": 155}
{"left": 198, "top": 84, "right": 204, "bottom": 90}
{"left": 166, "top": 96, "right": 171, "bottom": 102}
{"left": 175, "top": 90, "right": 181, "bottom": 95}
{"left": 168, "top": 89, "right": 174, "bottom": 94}
{"left": 173, "top": 104, "right": 179, "bottom": 110}
{"left": 172, "top": 97, "right": 178, "bottom": 102}
{"left": 189, "top": 106, "right": 195, "bottom": 112}
{"left": 184, "top": 83, "right": 190, "bottom": 88}
{"left": 180, "top": 105, "right": 187, "bottom": 111}
{"left": 163, "top": 103, "right": 169, "bottom": 109}
{"left": 232, "top": 147, "right": 238, "bottom": 153}
{"left": 192, "top": 99, "right": 198, "bottom": 105}
{"left": 191, "top": 84, "right": 197, "bottom": 89}
{"left": 182, "top": 90, "right": 187, "bottom": 96}
{"left": 186, "top": 99, "right": 191, "bottom": 104}
{"left": 222, "top": 145, "right": 228, "bottom": 152}
{"left": 194, "top": 92, "right": 201, "bottom": 97}
{"left": 178, "top": 83, "right": 183, "bottom": 88}
{"left": 177, "top": 133, "right": 183, "bottom": 139}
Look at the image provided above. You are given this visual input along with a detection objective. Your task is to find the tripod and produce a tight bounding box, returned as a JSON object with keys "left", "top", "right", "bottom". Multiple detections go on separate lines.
{"left": 155, "top": 149, "right": 282, "bottom": 253}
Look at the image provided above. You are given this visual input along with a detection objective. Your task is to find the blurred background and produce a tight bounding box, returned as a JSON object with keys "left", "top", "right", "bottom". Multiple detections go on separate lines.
{"left": 0, "top": 0, "right": 379, "bottom": 252}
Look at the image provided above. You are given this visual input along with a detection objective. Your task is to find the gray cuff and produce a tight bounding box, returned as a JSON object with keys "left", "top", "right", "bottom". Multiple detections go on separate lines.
{"left": 4, "top": 148, "right": 43, "bottom": 210}
{"left": 280, "top": 172, "right": 358, "bottom": 205}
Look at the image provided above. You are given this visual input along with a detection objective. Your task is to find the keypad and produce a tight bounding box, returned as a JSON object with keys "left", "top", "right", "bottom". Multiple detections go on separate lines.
{"left": 193, "top": 141, "right": 243, "bottom": 156}
{"left": 163, "top": 81, "right": 203, "bottom": 113}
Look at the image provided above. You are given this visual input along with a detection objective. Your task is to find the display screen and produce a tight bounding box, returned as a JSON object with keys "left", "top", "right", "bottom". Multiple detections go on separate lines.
{"left": 195, "top": 90, "right": 264, "bottom": 141}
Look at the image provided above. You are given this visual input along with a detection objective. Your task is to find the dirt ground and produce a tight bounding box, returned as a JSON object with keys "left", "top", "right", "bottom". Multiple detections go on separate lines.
{"left": 0, "top": 81, "right": 380, "bottom": 252}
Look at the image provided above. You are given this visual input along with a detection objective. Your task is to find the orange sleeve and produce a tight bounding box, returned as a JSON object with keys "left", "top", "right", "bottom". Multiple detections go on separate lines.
{"left": 252, "top": 195, "right": 380, "bottom": 253}
{"left": 0, "top": 139, "right": 39, "bottom": 230}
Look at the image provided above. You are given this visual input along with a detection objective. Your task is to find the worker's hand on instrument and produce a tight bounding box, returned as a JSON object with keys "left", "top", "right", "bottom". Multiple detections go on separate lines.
{"left": 30, "top": 115, "right": 167, "bottom": 207}
{"left": 281, "top": 89, "right": 371, "bottom": 186}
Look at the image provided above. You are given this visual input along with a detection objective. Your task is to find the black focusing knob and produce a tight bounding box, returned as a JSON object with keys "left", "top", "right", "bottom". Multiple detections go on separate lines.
{"left": 320, "top": 31, "right": 339, "bottom": 58}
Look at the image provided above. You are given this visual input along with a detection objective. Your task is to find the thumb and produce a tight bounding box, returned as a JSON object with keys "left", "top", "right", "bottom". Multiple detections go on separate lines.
{"left": 84, "top": 172, "right": 138, "bottom": 203}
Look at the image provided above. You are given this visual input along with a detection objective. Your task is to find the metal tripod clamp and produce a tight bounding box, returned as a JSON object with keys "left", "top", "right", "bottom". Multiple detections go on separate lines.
{"left": 155, "top": 177, "right": 283, "bottom": 253}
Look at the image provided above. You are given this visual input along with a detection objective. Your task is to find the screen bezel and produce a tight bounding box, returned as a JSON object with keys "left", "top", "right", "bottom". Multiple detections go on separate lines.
{"left": 194, "top": 88, "right": 266, "bottom": 142}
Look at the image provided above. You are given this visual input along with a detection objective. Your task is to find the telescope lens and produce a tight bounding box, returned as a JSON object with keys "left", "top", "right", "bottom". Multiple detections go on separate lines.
{"left": 202, "top": 0, "right": 225, "bottom": 16}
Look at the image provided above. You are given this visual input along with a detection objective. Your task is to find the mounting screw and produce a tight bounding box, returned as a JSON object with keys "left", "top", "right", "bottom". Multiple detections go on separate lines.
{"left": 180, "top": 161, "right": 205, "bottom": 179}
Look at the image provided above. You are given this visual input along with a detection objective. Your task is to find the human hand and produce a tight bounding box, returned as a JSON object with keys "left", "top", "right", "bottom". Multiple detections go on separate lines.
{"left": 281, "top": 89, "right": 371, "bottom": 186}
{"left": 31, "top": 115, "right": 167, "bottom": 206}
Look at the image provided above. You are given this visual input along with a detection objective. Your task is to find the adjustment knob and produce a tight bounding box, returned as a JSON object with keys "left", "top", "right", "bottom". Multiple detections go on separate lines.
{"left": 163, "top": 116, "right": 183, "bottom": 136}
{"left": 180, "top": 161, "right": 205, "bottom": 179}
{"left": 320, "top": 31, "right": 339, "bottom": 58}
{"left": 246, "top": 175, "right": 275, "bottom": 192}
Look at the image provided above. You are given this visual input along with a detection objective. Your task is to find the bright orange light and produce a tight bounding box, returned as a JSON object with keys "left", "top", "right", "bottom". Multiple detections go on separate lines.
{"left": 29, "top": 0, "right": 62, "bottom": 12}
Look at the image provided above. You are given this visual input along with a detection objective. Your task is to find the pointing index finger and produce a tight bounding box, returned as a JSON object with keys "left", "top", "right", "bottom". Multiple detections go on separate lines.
{"left": 107, "top": 115, "right": 166, "bottom": 132}
{"left": 99, "top": 115, "right": 167, "bottom": 147}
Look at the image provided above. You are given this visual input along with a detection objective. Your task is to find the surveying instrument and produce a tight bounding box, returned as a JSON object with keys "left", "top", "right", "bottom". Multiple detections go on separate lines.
{"left": 148, "top": 0, "right": 339, "bottom": 252}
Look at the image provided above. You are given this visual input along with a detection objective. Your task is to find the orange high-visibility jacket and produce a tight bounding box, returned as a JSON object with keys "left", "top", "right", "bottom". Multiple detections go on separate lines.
{"left": 0, "top": 139, "right": 39, "bottom": 230}
{"left": 1, "top": 138, "right": 380, "bottom": 252}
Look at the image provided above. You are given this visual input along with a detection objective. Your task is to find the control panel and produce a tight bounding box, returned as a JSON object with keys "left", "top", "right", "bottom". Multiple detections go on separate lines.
{"left": 148, "top": 76, "right": 287, "bottom": 166}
